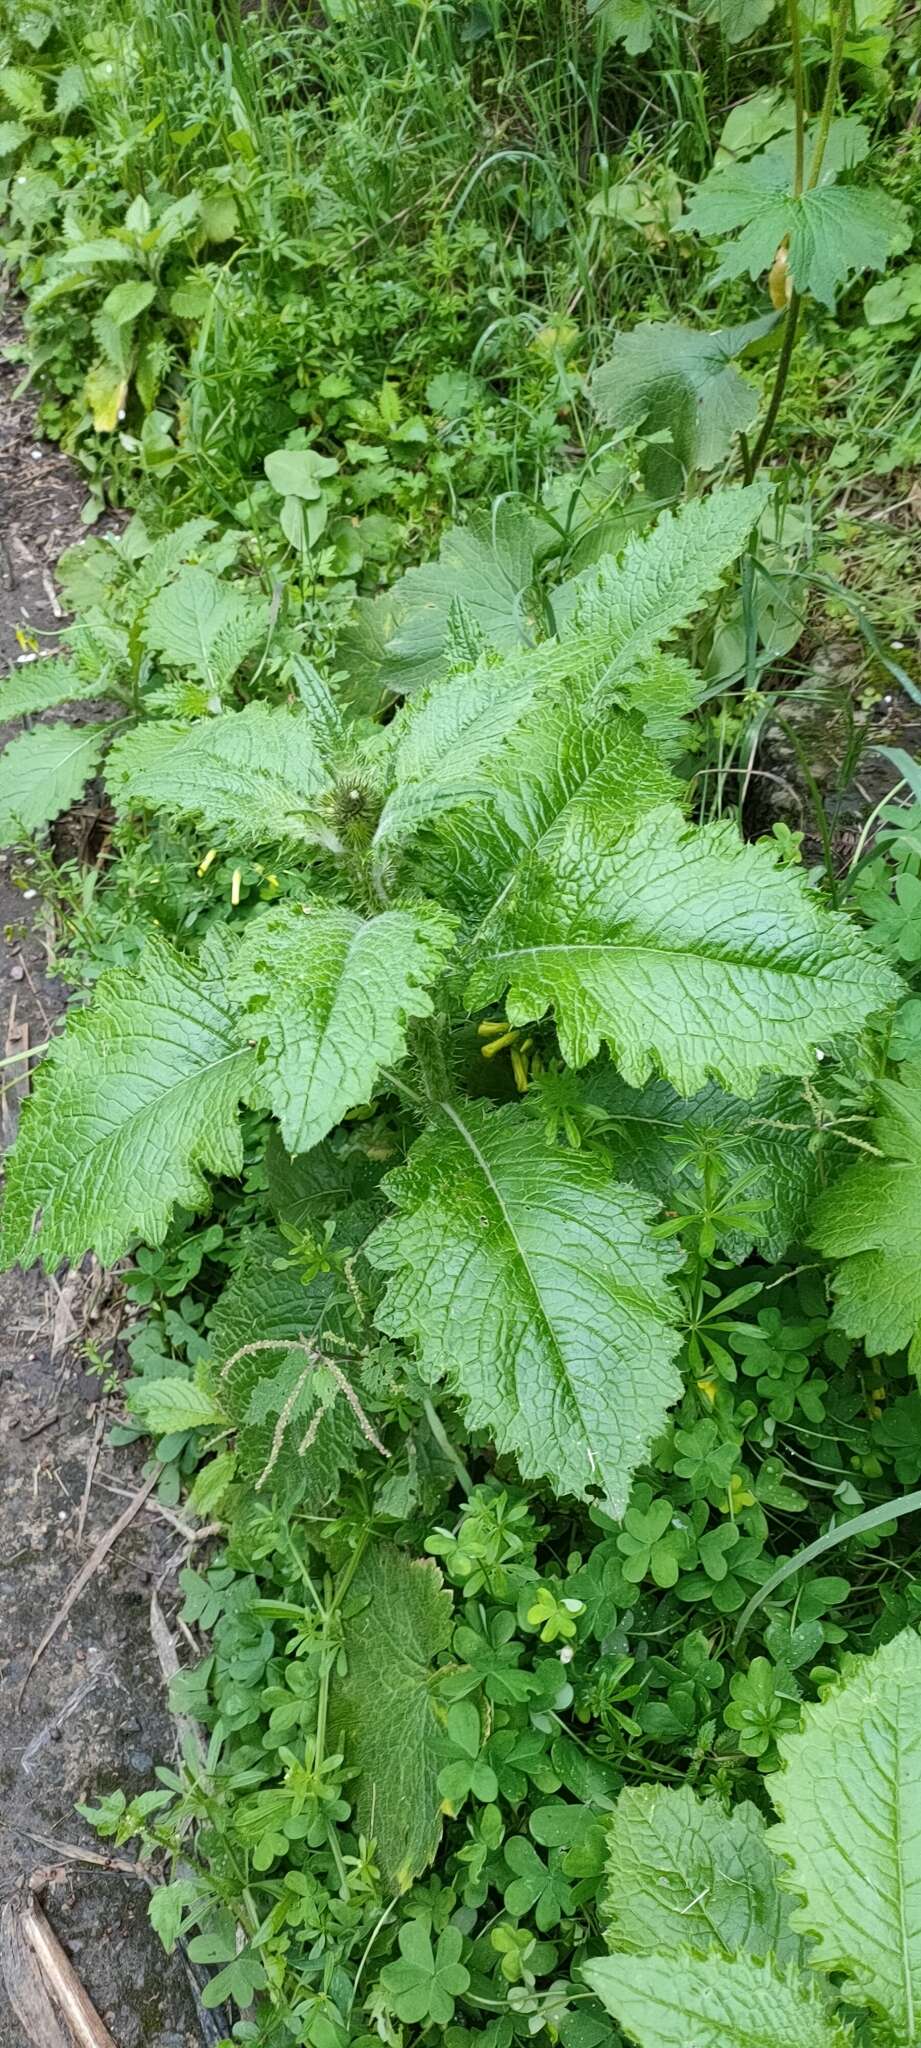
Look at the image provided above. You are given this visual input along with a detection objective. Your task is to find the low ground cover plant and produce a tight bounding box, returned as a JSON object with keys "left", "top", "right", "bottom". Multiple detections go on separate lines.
{"left": 2, "top": 0, "right": 921, "bottom": 2044}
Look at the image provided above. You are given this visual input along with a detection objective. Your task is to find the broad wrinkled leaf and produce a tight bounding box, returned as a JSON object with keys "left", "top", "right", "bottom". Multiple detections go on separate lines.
{"left": 328, "top": 1543, "right": 452, "bottom": 1891}
{"left": 144, "top": 566, "right": 267, "bottom": 689}
{"left": 583, "top": 1951, "right": 851, "bottom": 2048}
{"left": 230, "top": 902, "right": 456, "bottom": 1153}
{"left": 417, "top": 710, "right": 678, "bottom": 927}
{"left": 0, "top": 658, "right": 110, "bottom": 721}
{"left": 602, "top": 1784, "right": 805, "bottom": 1964}
{"left": 592, "top": 316, "right": 778, "bottom": 479}
{"left": 694, "top": 0, "right": 777, "bottom": 39}
{"left": 809, "top": 1067, "right": 921, "bottom": 1358}
{"left": 368, "top": 1101, "right": 683, "bottom": 1512}
{"left": 0, "top": 941, "right": 255, "bottom": 1268}
{"left": 107, "top": 703, "right": 333, "bottom": 847}
{"left": 0, "top": 722, "right": 107, "bottom": 847}
{"left": 769, "top": 1627, "right": 921, "bottom": 2036}
{"left": 361, "top": 501, "right": 541, "bottom": 695}
{"left": 376, "top": 486, "right": 767, "bottom": 853}
{"left": 684, "top": 121, "right": 905, "bottom": 307}
{"left": 101, "top": 279, "right": 156, "bottom": 325}
{"left": 469, "top": 804, "right": 900, "bottom": 1097}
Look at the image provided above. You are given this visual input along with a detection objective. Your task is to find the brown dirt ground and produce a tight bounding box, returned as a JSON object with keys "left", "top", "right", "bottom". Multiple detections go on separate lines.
{"left": 0, "top": 314, "right": 207, "bottom": 2048}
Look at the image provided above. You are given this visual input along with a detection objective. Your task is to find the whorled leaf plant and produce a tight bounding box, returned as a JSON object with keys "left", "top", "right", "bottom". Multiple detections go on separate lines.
{"left": 0, "top": 484, "right": 901, "bottom": 1518}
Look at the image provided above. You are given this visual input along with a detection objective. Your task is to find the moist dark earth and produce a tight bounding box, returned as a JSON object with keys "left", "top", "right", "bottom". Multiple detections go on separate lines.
{"left": 0, "top": 312, "right": 204, "bottom": 2048}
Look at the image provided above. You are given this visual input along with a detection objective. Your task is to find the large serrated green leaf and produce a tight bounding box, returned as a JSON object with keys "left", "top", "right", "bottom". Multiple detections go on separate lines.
{"left": 327, "top": 1542, "right": 453, "bottom": 1892}
{"left": 106, "top": 703, "right": 332, "bottom": 847}
{"left": 583, "top": 1950, "right": 851, "bottom": 2048}
{"left": 468, "top": 804, "right": 900, "bottom": 1098}
{"left": 684, "top": 122, "right": 905, "bottom": 308}
{"left": 809, "top": 1066, "right": 921, "bottom": 1358}
{"left": 0, "top": 721, "right": 108, "bottom": 847}
{"left": 363, "top": 502, "right": 540, "bottom": 696}
{"left": 144, "top": 565, "right": 267, "bottom": 689}
{"left": 375, "top": 486, "right": 765, "bottom": 855}
{"left": 0, "top": 941, "right": 255, "bottom": 1268}
{"left": 591, "top": 316, "right": 778, "bottom": 479}
{"left": 417, "top": 710, "right": 678, "bottom": 928}
{"left": 0, "top": 660, "right": 110, "bottom": 721}
{"left": 769, "top": 1627, "right": 921, "bottom": 2037}
{"left": 368, "top": 1101, "right": 683, "bottom": 1512}
{"left": 230, "top": 902, "right": 456, "bottom": 1153}
{"left": 602, "top": 1784, "right": 805, "bottom": 1965}
{"left": 588, "top": 0, "right": 656, "bottom": 53}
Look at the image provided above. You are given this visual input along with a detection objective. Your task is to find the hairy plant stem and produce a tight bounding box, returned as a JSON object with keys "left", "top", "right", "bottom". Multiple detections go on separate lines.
{"left": 744, "top": 0, "right": 848, "bottom": 478}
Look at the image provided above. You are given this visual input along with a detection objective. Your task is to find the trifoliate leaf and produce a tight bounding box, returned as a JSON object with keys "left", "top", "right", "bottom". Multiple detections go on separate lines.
{"left": 144, "top": 566, "right": 267, "bottom": 689}
{"left": 809, "top": 1065, "right": 921, "bottom": 1356}
{"left": 230, "top": 902, "right": 456, "bottom": 1153}
{"left": 684, "top": 122, "right": 906, "bottom": 307}
{"left": 107, "top": 703, "right": 333, "bottom": 847}
{"left": 0, "top": 941, "right": 255, "bottom": 1268}
{"left": 769, "top": 1627, "right": 921, "bottom": 2036}
{"left": 590, "top": 1068, "right": 843, "bottom": 1259}
{"left": 368, "top": 1101, "right": 683, "bottom": 1512}
{"left": 591, "top": 316, "right": 778, "bottom": 478}
{"left": 602, "top": 1784, "right": 805, "bottom": 1964}
{"left": 469, "top": 804, "right": 900, "bottom": 1097}
{"left": 327, "top": 1542, "right": 453, "bottom": 1891}
{"left": 207, "top": 1239, "right": 364, "bottom": 1510}
{"left": 583, "top": 1950, "right": 851, "bottom": 2048}
{"left": 0, "top": 659, "right": 110, "bottom": 721}
{"left": 0, "top": 721, "right": 107, "bottom": 847}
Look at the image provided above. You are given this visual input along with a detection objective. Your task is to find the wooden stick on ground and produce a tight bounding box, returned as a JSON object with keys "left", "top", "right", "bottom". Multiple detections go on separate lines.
{"left": 0, "top": 1897, "right": 118, "bottom": 2048}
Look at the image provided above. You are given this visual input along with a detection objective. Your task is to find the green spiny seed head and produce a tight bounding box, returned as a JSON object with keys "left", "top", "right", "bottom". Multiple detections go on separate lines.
{"left": 328, "top": 775, "right": 382, "bottom": 845}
